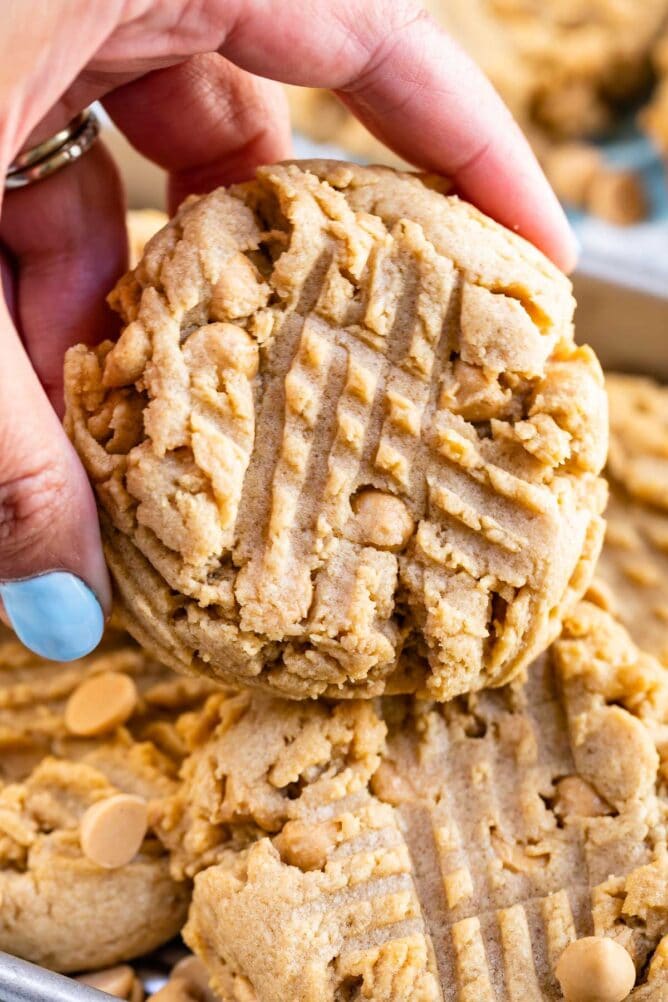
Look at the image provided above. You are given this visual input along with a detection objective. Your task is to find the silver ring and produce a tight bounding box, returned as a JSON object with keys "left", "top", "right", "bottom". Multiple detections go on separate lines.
{"left": 5, "top": 109, "right": 100, "bottom": 190}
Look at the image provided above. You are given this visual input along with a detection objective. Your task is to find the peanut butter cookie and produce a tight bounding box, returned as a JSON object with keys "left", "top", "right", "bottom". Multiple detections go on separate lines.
{"left": 65, "top": 161, "right": 607, "bottom": 700}
{"left": 155, "top": 602, "right": 668, "bottom": 1001}
{"left": 0, "top": 628, "right": 217, "bottom": 972}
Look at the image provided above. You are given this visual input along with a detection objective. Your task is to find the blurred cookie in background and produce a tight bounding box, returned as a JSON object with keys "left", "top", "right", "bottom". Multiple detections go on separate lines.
{"left": 287, "top": 0, "right": 668, "bottom": 224}
{"left": 593, "top": 373, "right": 668, "bottom": 666}
{"left": 642, "top": 27, "right": 668, "bottom": 168}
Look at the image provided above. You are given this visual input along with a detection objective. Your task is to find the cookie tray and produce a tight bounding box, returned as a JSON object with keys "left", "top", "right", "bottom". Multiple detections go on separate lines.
{"left": 0, "top": 952, "right": 110, "bottom": 1001}
{"left": 573, "top": 272, "right": 668, "bottom": 379}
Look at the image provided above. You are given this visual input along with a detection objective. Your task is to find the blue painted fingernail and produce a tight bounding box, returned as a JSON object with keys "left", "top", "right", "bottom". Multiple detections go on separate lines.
{"left": 0, "top": 572, "right": 104, "bottom": 661}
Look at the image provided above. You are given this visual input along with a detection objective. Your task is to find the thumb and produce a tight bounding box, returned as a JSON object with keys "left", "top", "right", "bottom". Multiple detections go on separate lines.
{"left": 0, "top": 303, "right": 110, "bottom": 659}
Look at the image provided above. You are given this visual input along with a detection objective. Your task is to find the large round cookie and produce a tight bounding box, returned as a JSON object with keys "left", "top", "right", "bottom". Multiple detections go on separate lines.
{"left": 65, "top": 161, "right": 607, "bottom": 700}
{"left": 0, "top": 628, "right": 216, "bottom": 972}
{"left": 155, "top": 602, "right": 668, "bottom": 1001}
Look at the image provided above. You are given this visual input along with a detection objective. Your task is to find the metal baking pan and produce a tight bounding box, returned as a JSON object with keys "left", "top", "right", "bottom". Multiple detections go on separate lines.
{"left": 0, "top": 942, "right": 185, "bottom": 1001}
{"left": 573, "top": 273, "right": 668, "bottom": 379}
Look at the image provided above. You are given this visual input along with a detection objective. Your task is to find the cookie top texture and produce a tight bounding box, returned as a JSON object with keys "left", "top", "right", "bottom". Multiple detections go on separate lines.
{"left": 154, "top": 602, "right": 668, "bottom": 1001}
{"left": 65, "top": 161, "right": 607, "bottom": 700}
{"left": 0, "top": 627, "right": 216, "bottom": 971}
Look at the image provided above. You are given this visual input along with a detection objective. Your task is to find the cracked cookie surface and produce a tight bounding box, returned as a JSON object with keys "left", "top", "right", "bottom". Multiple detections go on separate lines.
{"left": 65, "top": 161, "right": 607, "bottom": 700}
{"left": 0, "top": 627, "right": 217, "bottom": 972}
{"left": 155, "top": 602, "right": 668, "bottom": 1001}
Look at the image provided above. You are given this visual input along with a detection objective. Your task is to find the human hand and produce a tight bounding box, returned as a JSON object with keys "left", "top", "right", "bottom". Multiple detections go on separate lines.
{"left": 0, "top": 0, "right": 576, "bottom": 661}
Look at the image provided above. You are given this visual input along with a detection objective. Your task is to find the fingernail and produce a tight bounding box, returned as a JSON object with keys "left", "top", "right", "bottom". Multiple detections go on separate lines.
{"left": 0, "top": 572, "right": 104, "bottom": 661}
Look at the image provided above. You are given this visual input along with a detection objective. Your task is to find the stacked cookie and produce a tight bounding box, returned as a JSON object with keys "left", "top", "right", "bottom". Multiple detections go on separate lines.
{"left": 4, "top": 161, "right": 657, "bottom": 999}
{"left": 159, "top": 600, "right": 668, "bottom": 1001}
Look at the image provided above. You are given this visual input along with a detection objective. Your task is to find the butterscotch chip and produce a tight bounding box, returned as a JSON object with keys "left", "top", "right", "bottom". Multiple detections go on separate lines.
{"left": 352, "top": 489, "right": 414, "bottom": 550}
{"left": 148, "top": 979, "right": 197, "bottom": 1002}
{"left": 77, "top": 965, "right": 137, "bottom": 999}
{"left": 170, "top": 956, "right": 217, "bottom": 1002}
{"left": 154, "top": 602, "right": 667, "bottom": 1001}
{"left": 554, "top": 776, "right": 610, "bottom": 819}
{"left": 80, "top": 793, "right": 148, "bottom": 868}
{"left": 274, "top": 818, "right": 340, "bottom": 871}
{"left": 65, "top": 671, "right": 138, "bottom": 736}
{"left": 64, "top": 160, "right": 607, "bottom": 701}
{"left": 585, "top": 169, "right": 648, "bottom": 225}
{"left": 556, "top": 937, "right": 636, "bottom": 1002}
{"left": 542, "top": 143, "right": 602, "bottom": 207}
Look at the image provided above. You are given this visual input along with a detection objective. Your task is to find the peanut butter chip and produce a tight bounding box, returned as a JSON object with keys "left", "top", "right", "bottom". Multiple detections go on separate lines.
{"left": 275, "top": 818, "right": 339, "bottom": 871}
{"left": 80, "top": 794, "right": 148, "bottom": 869}
{"left": 148, "top": 979, "right": 196, "bottom": 1002}
{"left": 555, "top": 776, "right": 609, "bottom": 819}
{"left": 77, "top": 965, "right": 135, "bottom": 998}
{"left": 353, "top": 489, "right": 414, "bottom": 550}
{"left": 556, "top": 937, "right": 636, "bottom": 1002}
{"left": 171, "top": 956, "right": 217, "bottom": 1001}
{"left": 65, "top": 671, "right": 138, "bottom": 736}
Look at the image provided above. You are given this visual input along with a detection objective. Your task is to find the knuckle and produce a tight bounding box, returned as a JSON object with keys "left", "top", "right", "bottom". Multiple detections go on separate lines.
{"left": 0, "top": 460, "right": 70, "bottom": 559}
{"left": 341, "top": 2, "right": 431, "bottom": 95}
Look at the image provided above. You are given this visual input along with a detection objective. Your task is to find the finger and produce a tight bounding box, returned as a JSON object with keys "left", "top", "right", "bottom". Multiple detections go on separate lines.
{"left": 103, "top": 52, "right": 292, "bottom": 212}
{"left": 0, "top": 303, "right": 110, "bottom": 660}
{"left": 209, "top": 0, "right": 576, "bottom": 271}
{"left": 8, "top": 0, "right": 574, "bottom": 269}
{"left": 0, "top": 141, "right": 127, "bottom": 416}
